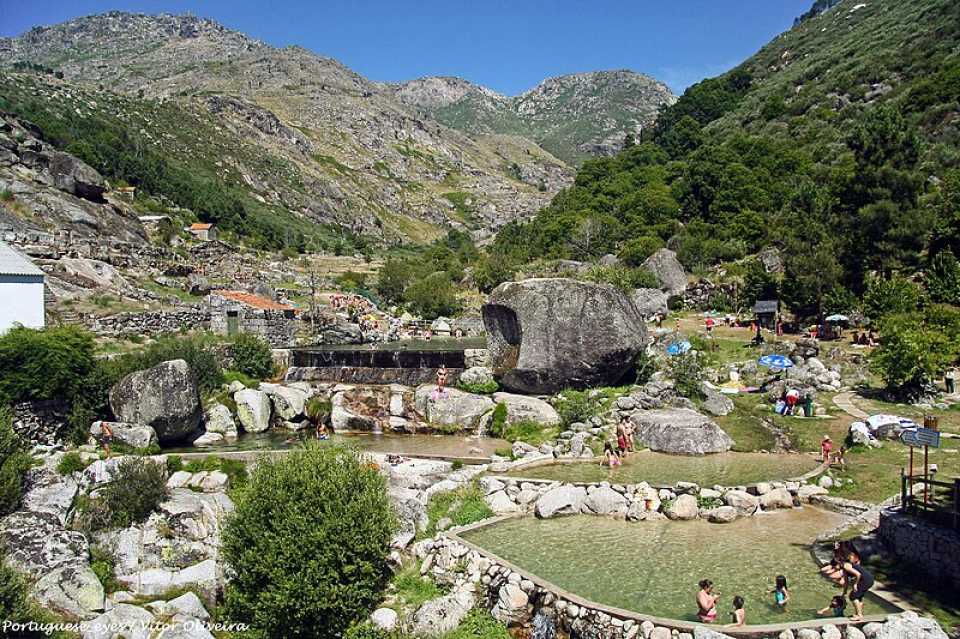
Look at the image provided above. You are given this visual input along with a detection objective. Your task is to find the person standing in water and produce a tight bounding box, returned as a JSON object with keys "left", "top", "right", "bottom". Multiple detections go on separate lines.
{"left": 697, "top": 579, "right": 720, "bottom": 623}
{"left": 728, "top": 596, "right": 745, "bottom": 627}
{"left": 771, "top": 575, "right": 790, "bottom": 608}
{"left": 843, "top": 547, "right": 875, "bottom": 621}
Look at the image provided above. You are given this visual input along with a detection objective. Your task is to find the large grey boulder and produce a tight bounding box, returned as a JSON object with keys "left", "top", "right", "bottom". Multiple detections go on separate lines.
{"left": 261, "top": 383, "right": 307, "bottom": 421}
{"left": 631, "top": 288, "right": 669, "bottom": 319}
{"left": 414, "top": 385, "right": 494, "bottom": 431}
{"left": 90, "top": 421, "right": 158, "bottom": 450}
{"left": 643, "top": 248, "right": 687, "bottom": 296}
{"left": 0, "top": 511, "right": 88, "bottom": 576}
{"left": 459, "top": 366, "right": 495, "bottom": 386}
{"left": 629, "top": 408, "right": 733, "bottom": 455}
{"left": 759, "top": 487, "right": 795, "bottom": 510}
{"left": 865, "top": 613, "right": 948, "bottom": 639}
{"left": 700, "top": 384, "right": 734, "bottom": 417}
{"left": 410, "top": 589, "right": 475, "bottom": 636}
{"left": 582, "top": 486, "right": 627, "bottom": 515}
{"left": 20, "top": 463, "right": 78, "bottom": 525}
{"left": 203, "top": 404, "right": 238, "bottom": 439}
{"left": 234, "top": 388, "right": 271, "bottom": 433}
{"left": 535, "top": 485, "right": 587, "bottom": 518}
{"left": 109, "top": 360, "right": 202, "bottom": 444}
{"left": 482, "top": 278, "right": 647, "bottom": 394}
{"left": 664, "top": 493, "right": 699, "bottom": 520}
{"left": 33, "top": 564, "right": 105, "bottom": 620}
{"left": 492, "top": 392, "right": 561, "bottom": 426}
{"left": 723, "top": 490, "right": 759, "bottom": 516}
{"left": 46, "top": 150, "right": 106, "bottom": 201}
{"left": 83, "top": 604, "right": 155, "bottom": 639}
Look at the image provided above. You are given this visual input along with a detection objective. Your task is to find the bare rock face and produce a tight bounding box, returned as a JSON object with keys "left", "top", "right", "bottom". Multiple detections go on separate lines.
{"left": 629, "top": 408, "right": 734, "bottom": 455}
{"left": 482, "top": 278, "right": 647, "bottom": 394}
{"left": 108, "top": 359, "right": 202, "bottom": 444}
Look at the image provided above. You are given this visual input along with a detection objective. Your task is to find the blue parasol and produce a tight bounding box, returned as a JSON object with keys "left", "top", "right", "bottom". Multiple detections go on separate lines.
{"left": 758, "top": 353, "right": 794, "bottom": 371}
{"left": 667, "top": 341, "right": 692, "bottom": 356}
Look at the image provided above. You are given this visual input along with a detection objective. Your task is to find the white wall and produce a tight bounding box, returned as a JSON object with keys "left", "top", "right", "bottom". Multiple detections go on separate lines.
{"left": 0, "top": 277, "right": 45, "bottom": 333}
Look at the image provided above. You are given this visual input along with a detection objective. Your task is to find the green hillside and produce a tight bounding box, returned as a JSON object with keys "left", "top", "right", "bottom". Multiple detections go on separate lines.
{"left": 492, "top": 0, "right": 960, "bottom": 320}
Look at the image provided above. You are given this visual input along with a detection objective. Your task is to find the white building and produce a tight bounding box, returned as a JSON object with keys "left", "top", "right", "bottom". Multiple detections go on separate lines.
{"left": 0, "top": 241, "right": 45, "bottom": 333}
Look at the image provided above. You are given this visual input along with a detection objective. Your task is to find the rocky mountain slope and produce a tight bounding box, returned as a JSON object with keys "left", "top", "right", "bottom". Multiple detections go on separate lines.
{"left": 391, "top": 70, "right": 676, "bottom": 165}
{"left": 0, "top": 12, "right": 575, "bottom": 247}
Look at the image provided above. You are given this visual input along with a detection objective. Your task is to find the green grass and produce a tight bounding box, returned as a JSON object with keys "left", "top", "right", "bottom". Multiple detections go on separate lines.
{"left": 312, "top": 153, "right": 354, "bottom": 175}
{"left": 422, "top": 482, "right": 494, "bottom": 538}
{"left": 174, "top": 455, "right": 249, "bottom": 491}
{"left": 387, "top": 562, "right": 444, "bottom": 611}
{"left": 499, "top": 419, "right": 559, "bottom": 447}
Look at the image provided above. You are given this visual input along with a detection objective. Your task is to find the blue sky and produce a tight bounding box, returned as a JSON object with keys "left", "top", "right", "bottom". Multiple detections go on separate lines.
{"left": 0, "top": 1, "right": 812, "bottom": 95}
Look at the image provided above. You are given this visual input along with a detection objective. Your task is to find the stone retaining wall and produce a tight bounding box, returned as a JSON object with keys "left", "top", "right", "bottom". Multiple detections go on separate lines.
{"left": 11, "top": 399, "right": 70, "bottom": 445}
{"left": 878, "top": 509, "right": 960, "bottom": 588}
{"left": 479, "top": 476, "right": 830, "bottom": 524}
{"left": 89, "top": 309, "right": 210, "bottom": 338}
{"left": 286, "top": 366, "right": 462, "bottom": 386}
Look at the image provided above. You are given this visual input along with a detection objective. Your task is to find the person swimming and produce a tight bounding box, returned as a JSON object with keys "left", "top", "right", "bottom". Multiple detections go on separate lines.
{"left": 818, "top": 595, "right": 847, "bottom": 618}
{"left": 728, "top": 595, "right": 745, "bottom": 627}
{"left": 772, "top": 575, "right": 790, "bottom": 608}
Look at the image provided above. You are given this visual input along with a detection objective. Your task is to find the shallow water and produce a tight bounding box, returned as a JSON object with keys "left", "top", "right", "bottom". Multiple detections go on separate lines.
{"left": 505, "top": 451, "right": 819, "bottom": 486}
{"left": 296, "top": 337, "right": 486, "bottom": 352}
{"left": 461, "top": 509, "right": 898, "bottom": 624}
{"left": 167, "top": 431, "right": 508, "bottom": 459}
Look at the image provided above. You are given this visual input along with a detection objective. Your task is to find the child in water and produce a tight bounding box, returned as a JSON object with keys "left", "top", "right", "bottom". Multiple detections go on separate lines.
{"left": 601, "top": 440, "right": 621, "bottom": 467}
{"left": 817, "top": 595, "right": 847, "bottom": 618}
{"left": 728, "top": 596, "right": 745, "bottom": 627}
{"left": 772, "top": 575, "right": 790, "bottom": 608}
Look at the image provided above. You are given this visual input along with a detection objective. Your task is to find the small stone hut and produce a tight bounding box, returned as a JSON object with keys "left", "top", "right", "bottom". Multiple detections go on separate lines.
{"left": 207, "top": 290, "right": 298, "bottom": 347}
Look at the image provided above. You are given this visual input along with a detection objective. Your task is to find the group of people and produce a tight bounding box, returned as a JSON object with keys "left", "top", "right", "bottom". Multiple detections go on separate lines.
{"left": 697, "top": 544, "right": 874, "bottom": 627}
{"left": 601, "top": 417, "right": 636, "bottom": 467}
{"left": 850, "top": 330, "right": 878, "bottom": 347}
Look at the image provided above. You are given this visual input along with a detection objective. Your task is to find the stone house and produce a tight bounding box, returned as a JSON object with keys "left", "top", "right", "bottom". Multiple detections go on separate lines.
{"left": 207, "top": 290, "right": 298, "bottom": 347}
{"left": 0, "top": 240, "right": 45, "bottom": 333}
{"left": 186, "top": 222, "right": 217, "bottom": 241}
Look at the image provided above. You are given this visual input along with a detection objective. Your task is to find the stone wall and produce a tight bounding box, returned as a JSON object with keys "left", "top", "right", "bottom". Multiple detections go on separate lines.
{"left": 286, "top": 366, "right": 462, "bottom": 386}
{"left": 11, "top": 399, "right": 70, "bottom": 445}
{"left": 878, "top": 509, "right": 960, "bottom": 588}
{"left": 89, "top": 309, "right": 210, "bottom": 338}
{"left": 208, "top": 308, "right": 296, "bottom": 347}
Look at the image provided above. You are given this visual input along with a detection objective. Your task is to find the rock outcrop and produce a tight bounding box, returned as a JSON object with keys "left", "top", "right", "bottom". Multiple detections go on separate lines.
{"left": 642, "top": 248, "right": 687, "bottom": 296}
{"left": 108, "top": 359, "right": 202, "bottom": 443}
{"left": 414, "top": 385, "right": 494, "bottom": 431}
{"left": 629, "top": 408, "right": 733, "bottom": 455}
{"left": 483, "top": 278, "right": 646, "bottom": 394}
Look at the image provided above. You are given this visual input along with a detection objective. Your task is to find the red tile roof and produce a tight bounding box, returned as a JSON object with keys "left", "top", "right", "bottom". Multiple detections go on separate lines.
{"left": 189, "top": 223, "right": 214, "bottom": 231}
{"left": 215, "top": 290, "right": 296, "bottom": 311}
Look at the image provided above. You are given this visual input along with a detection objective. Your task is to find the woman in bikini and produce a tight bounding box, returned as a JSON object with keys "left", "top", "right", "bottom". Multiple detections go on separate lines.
{"left": 697, "top": 579, "right": 720, "bottom": 623}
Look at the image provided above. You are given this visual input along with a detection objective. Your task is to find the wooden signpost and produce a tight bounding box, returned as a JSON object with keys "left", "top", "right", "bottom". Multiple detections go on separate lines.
{"left": 901, "top": 416, "right": 941, "bottom": 505}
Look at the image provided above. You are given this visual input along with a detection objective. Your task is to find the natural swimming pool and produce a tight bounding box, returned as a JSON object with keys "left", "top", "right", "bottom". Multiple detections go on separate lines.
{"left": 460, "top": 509, "right": 898, "bottom": 624}
{"left": 503, "top": 451, "right": 820, "bottom": 486}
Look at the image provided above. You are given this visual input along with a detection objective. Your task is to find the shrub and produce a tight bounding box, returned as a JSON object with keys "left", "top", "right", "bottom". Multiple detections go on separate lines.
{"left": 555, "top": 390, "right": 597, "bottom": 426}
{"left": 488, "top": 403, "right": 508, "bottom": 438}
{"left": 668, "top": 351, "right": 705, "bottom": 399}
{"left": 56, "top": 451, "right": 88, "bottom": 476}
{"left": 633, "top": 348, "right": 659, "bottom": 385}
{"left": 404, "top": 271, "right": 461, "bottom": 319}
{"left": 111, "top": 333, "right": 224, "bottom": 395}
{"left": 229, "top": 333, "right": 274, "bottom": 380}
{"left": 91, "top": 458, "right": 168, "bottom": 529}
{"left": 863, "top": 276, "right": 923, "bottom": 322}
{"left": 871, "top": 313, "right": 958, "bottom": 395}
{"left": 618, "top": 236, "right": 664, "bottom": 267}
{"left": 89, "top": 545, "right": 119, "bottom": 593}
{"left": 305, "top": 397, "right": 332, "bottom": 426}
{"left": 344, "top": 623, "right": 394, "bottom": 639}
{"left": 457, "top": 379, "right": 499, "bottom": 395}
{"left": 390, "top": 562, "right": 444, "bottom": 609}
{"left": 0, "top": 555, "right": 70, "bottom": 638}
{"left": 0, "top": 411, "right": 31, "bottom": 517}
{"left": 222, "top": 444, "right": 395, "bottom": 639}
{"left": 582, "top": 265, "right": 658, "bottom": 292}
{"left": 926, "top": 250, "right": 960, "bottom": 305}
{"left": 0, "top": 325, "right": 97, "bottom": 406}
